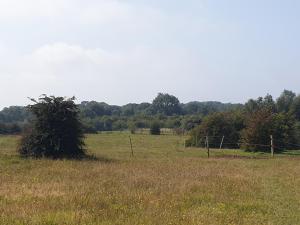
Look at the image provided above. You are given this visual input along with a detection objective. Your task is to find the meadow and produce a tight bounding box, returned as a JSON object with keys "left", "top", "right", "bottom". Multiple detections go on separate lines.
{"left": 0, "top": 133, "right": 299, "bottom": 225}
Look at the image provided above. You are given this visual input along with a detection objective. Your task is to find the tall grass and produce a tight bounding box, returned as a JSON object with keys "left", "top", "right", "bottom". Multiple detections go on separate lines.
{"left": 0, "top": 133, "right": 299, "bottom": 225}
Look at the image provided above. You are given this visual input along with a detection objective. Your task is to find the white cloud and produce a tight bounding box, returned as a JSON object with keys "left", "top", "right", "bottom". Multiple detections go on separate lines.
{"left": 78, "top": 1, "right": 133, "bottom": 25}
{"left": 0, "top": 0, "right": 164, "bottom": 27}
{"left": 0, "top": 42, "right": 202, "bottom": 107}
{"left": 0, "top": 0, "right": 66, "bottom": 21}
{"left": 0, "top": 0, "right": 296, "bottom": 109}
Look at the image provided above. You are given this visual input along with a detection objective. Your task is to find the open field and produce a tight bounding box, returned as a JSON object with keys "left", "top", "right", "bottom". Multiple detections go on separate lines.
{"left": 0, "top": 133, "right": 299, "bottom": 225}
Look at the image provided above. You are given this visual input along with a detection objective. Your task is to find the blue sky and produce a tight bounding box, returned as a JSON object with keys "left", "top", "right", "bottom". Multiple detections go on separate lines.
{"left": 0, "top": 0, "right": 299, "bottom": 109}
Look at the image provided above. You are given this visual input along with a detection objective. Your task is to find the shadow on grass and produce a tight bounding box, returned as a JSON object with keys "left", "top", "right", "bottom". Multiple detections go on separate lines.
{"left": 15, "top": 153, "right": 118, "bottom": 164}
{"left": 79, "top": 154, "right": 117, "bottom": 163}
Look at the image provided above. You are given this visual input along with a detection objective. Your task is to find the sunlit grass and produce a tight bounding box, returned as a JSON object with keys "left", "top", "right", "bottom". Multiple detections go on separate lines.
{"left": 0, "top": 133, "right": 299, "bottom": 225}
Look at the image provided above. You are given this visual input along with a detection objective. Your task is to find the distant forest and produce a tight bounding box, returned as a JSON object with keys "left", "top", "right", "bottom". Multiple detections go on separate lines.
{"left": 1, "top": 90, "right": 300, "bottom": 150}
{"left": 0, "top": 93, "right": 242, "bottom": 134}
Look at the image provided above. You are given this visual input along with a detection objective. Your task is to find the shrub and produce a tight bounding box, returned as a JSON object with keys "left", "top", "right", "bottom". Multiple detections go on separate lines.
{"left": 186, "top": 112, "right": 244, "bottom": 148}
{"left": 18, "top": 95, "right": 86, "bottom": 158}
{"left": 240, "top": 109, "right": 297, "bottom": 152}
{"left": 150, "top": 121, "right": 161, "bottom": 135}
{"left": 128, "top": 122, "right": 136, "bottom": 134}
{"left": 0, "top": 123, "right": 22, "bottom": 134}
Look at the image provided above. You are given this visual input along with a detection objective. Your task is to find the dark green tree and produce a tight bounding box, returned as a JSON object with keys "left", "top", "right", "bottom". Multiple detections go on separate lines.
{"left": 245, "top": 94, "right": 276, "bottom": 114}
{"left": 151, "top": 93, "right": 181, "bottom": 116}
{"left": 0, "top": 123, "right": 22, "bottom": 134}
{"left": 150, "top": 121, "right": 161, "bottom": 135}
{"left": 294, "top": 122, "right": 300, "bottom": 145}
{"left": 262, "top": 94, "right": 276, "bottom": 112}
{"left": 241, "top": 108, "right": 297, "bottom": 152}
{"left": 290, "top": 95, "right": 300, "bottom": 120}
{"left": 187, "top": 112, "right": 244, "bottom": 148}
{"left": 244, "top": 98, "right": 261, "bottom": 114}
{"left": 181, "top": 115, "right": 202, "bottom": 131}
{"left": 128, "top": 121, "right": 137, "bottom": 134}
{"left": 18, "top": 95, "right": 86, "bottom": 158}
{"left": 276, "top": 90, "right": 296, "bottom": 113}
{"left": 0, "top": 106, "right": 31, "bottom": 123}
{"left": 272, "top": 113, "right": 297, "bottom": 149}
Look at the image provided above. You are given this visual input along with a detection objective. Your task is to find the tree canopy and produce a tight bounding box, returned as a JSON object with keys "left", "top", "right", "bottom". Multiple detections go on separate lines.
{"left": 1, "top": 90, "right": 300, "bottom": 153}
{"left": 18, "top": 95, "right": 86, "bottom": 158}
{"left": 151, "top": 93, "right": 181, "bottom": 116}
{"left": 276, "top": 90, "right": 296, "bottom": 113}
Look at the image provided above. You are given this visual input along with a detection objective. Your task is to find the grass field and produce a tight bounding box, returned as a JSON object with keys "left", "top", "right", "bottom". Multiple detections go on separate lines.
{"left": 0, "top": 133, "right": 299, "bottom": 225}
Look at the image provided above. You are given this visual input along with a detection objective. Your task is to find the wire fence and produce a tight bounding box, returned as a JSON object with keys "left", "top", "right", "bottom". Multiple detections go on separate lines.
{"left": 183, "top": 134, "right": 300, "bottom": 158}
{"left": 94, "top": 131, "right": 300, "bottom": 158}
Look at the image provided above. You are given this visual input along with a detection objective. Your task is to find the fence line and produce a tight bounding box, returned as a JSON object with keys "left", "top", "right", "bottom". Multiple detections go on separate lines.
{"left": 190, "top": 134, "right": 300, "bottom": 157}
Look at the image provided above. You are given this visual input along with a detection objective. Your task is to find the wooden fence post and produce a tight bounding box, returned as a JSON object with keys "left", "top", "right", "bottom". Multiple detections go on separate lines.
{"left": 220, "top": 136, "right": 225, "bottom": 149}
{"left": 129, "top": 136, "right": 133, "bottom": 157}
{"left": 206, "top": 136, "right": 210, "bottom": 158}
{"left": 270, "top": 135, "right": 274, "bottom": 157}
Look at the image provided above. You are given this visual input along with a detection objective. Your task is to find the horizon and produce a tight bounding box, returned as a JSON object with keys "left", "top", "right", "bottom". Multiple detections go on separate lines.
{"left": 0, "top": 90, "right": 295, "bottom": 110}
{"left": 0, "top": 0, "right": 299, "bottom": 109}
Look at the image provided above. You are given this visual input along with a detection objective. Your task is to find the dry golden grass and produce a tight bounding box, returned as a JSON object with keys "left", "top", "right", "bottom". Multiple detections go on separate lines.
{"left": 0, "top": 133, "right": 299, "bottom": 225}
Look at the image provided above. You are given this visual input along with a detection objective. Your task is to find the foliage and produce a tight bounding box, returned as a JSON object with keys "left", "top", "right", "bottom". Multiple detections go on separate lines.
{"left": 241, "top": 109, "right": 297, "bottom": 151}
{"left": 18, "top": 95, "right": 86, "bottom": 158}
{"left": 290, "top": 95, "right": 300, "bottom": 120}
{"left": 0, "top": 93, "right": 244, "bottom": 133}
{"left": 0, "top": 123, "right": 22, "bottom": 134}
{"left": 0, "top": 106, "right": 31, "bottom": 123}
{"left": 294, "top": 122, "right": 300, "bottom": 145}
{"left": 183, "top": 101, "right": 243, "bottom": 115}
{"left": 276, "top": 89, "right": 296, "bottom": 113}
{"left": 151, "top": 93, "right": 181, "bottom": 116}
{"left": 272, "top": 113, "right": 298, "bottom": 149}
{"left": 244, "top": 94, "right": 276, "bottom": 114}
{"left": 165, "top": 116, "right": 181, "bottom": 128}
{"left": 128, "top": 122, "right": 136, "bottom": 134}
{"left": 150, "top": 121, "right": 161, "bottom": 135}
{"left": 187, "top": 112, "right": 244, "bottom": 148}
{"left": 181, "top": 115, "right": 202, "bottom": 131}
{"left": 240, "top": 109, "right": 274, "bottom": 151}
{"left": 81, "top": 118, "right": 98, "bottom": 134}
{"left": 1, "top": 90, "right": 300, "bottom": 143}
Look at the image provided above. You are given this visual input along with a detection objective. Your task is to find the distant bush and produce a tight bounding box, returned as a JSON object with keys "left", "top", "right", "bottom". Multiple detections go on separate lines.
{"left": 82, "top": 123, "right": 98, "bottom": 134}
{"left": 150, "top": 121, "right": 161, "bottom": 135}
{"left": 0, "top": 122, "right": 22, "bottom": 134}
{"left": 18, "top": 95, "right": 86, "bottom": 158}
{"left": 187, "top": 112, "right": 244, "bottom": 148}
{"left": 294, "top": 122, "right": 300, "bottom": 145}
{"left": 128, "top": 122, "right": 136, "bottom": 134}
{"left": 241, "top": 109, "right": 297, "bottom": 152}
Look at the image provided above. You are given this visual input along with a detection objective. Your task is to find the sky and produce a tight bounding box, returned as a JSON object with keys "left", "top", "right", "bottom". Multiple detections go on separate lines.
{"left": 0, "top": 0, "right": 299, "bottom": 109}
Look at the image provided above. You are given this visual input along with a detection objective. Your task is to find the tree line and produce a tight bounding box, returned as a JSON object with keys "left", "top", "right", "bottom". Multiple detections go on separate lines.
{"left": 0, "top": 93, "right": 241, "bottom": 134}
{"left": 187, "top": 90, "right": 300, "bottom": 151}
{"left": 1, "top": 90, "right": 300, "bottom": 153}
